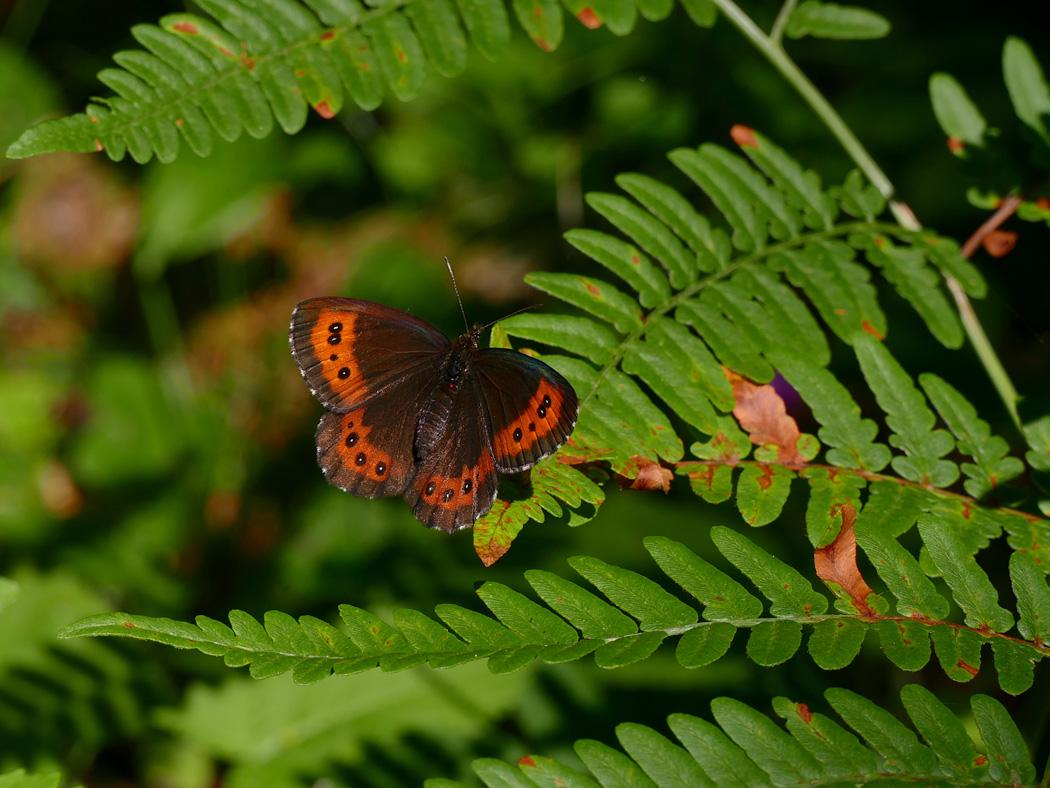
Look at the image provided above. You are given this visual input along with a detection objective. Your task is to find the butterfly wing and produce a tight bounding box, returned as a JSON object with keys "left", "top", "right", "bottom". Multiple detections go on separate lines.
{"left": 290, "top": 297, "right": 449, "bottom": 412}
{"left": 475, "top": 349, "right": 579, "bottom": 473}
{"left": 404, "top": 376, "right": 499, "bottom": 532}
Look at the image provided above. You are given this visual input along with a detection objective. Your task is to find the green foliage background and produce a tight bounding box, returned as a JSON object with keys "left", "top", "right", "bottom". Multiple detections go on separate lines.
{"left": 1, "top": 1, "right": 1049, "bottom": 786}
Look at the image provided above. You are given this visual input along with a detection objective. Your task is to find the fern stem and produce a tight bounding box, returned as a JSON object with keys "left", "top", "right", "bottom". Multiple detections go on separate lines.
{"left": 769, "top": 0, "right": 797, "bottom": 45}
{"left": 711, "top": 0, "right": 1024, "bottom": 432}
{"left": 711, "top": 0, "right": 898, "bottom": 210}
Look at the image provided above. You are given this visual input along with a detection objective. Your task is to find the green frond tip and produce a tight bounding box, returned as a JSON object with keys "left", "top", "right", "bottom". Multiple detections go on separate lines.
{"left": 6, "top": 114, "right": 102, "bottom": 158}
{"left": 428, "top": 687, "right": 1035, "bottom": 788}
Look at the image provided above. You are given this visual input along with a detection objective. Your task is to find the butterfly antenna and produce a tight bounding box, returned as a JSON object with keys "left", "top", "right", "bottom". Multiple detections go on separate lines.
{"left": 479, "top": 303, "right": 541, "bottom": 333}
{"left": 445, "top": 257, "right": 470, "bottom": 332}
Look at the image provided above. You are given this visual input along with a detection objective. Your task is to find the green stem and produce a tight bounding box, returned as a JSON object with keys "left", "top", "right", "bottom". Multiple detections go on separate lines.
{"left": 769, "top": 0, "right": 798, "bottom": 45}
{"left": 711, "top": 0, "right": 1023, "bottom": 430}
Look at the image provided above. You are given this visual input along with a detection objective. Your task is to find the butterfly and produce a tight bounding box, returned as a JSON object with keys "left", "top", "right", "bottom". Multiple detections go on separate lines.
{"left": 289, "top": 295, "right": 579, "bottom": 532}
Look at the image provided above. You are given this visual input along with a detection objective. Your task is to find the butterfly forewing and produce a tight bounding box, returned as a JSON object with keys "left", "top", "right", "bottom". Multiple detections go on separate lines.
{"left": 475, "top": 350, "right": 579, "bottom": 473}
{"left": 291, "top": 297, "right": 449, "bottom": 412}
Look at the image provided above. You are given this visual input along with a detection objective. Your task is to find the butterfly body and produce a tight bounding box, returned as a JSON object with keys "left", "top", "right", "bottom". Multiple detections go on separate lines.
{"left": 290, "top": 297, "right": 578, "bottom": 532}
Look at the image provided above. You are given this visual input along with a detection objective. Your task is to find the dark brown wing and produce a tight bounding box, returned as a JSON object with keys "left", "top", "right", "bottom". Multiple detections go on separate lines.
{"left": 474, "top": 350, "right": 579, "bottom": 473}
{"left": 404, "top": 376, "right": 499, "bottom": 532}
{"left": 290, "top": 297, "right": 449, "bottom": 412}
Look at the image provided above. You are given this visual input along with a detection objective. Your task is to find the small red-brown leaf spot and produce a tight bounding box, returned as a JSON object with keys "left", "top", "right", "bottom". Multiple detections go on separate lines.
{"left": 975, "top": 756, "right": 988, "bottom": 766}
{"left": 397, "top": 48, "right": 407, "bottom": 63}
{"left": 314, "top": 100, "right": 335, "bottom": 119}
{"left": 586, "top": 282, "right": 601, "bottom": 296}
{"left": 94, "top": 138, "right": 103, "bottom": 152}
{"left": 631, "top": 255, "right": 640, "bottom": 265}
{"left": 731, "top": 124, "right": 759, "bottom": 149}
{"left": 360, "top": 62, "right": 371, "bottom": 71}
{"left": 89, "top": 115, "right": 98, "bottom": 123}
{"left": 981, "top": 229, "right": 1017, "bottom": 258}
{"left": 947, "top": 136, "right": 964, "bottom": 153}
{"left": 172, "top": 21, "right": 199, "bottom": 34}
{"left": 577, "top": 7, "right": 601, "bottom": 28}
{"left": 219, "top": 46, "right": 234, "bottom": 58}
{"left": 175, "top": 118, "right": 184, "bottom": 127}
{"left": 1037, "top": 197, "right": 1050, "bottom": 211}
{"left": 534, "top": 4, "right": 543, "bottom": 17}
{"left": 533, "top": 36, "right": 552, "bottom": 51}
{"left": 796, "top": 702, "right": 812, "bottom": 723}
{"left": 242, "top": 56, "right": 255, "bottom": 70}
{"left": 519, "top": 756, "right": 537, "bottom": 768}
{"left": 957, "top": 660, "right": 979, "bottom": 677}
{"left": 320, "top": 30, "right": 335, "bottom": 40}
{"left": 123, "top": 621, "right": 136, "bottom": 627}
{"left": 834, "top": 308, "right": 848, "bottom": 316}
{"left": 861, "top": 320, "right": 884, "bottom": 339}
{"left": 296, "top": 69, "right": 305, "bottom": 77}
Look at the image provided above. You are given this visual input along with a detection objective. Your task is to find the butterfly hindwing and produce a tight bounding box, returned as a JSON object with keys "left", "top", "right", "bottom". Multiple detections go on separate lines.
{"left": 291, "top": 297, "right": 449, "bottom": 412}
{"left": 475, "top": 350, "right": 579, "bottom": 473}
{"left": 405, "top": 376, "right": 499, "bottom": 532}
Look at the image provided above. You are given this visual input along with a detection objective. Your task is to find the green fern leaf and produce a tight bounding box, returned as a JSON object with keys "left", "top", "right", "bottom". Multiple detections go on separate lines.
{"left": 476, "top": 581, "right": 578, "bottom": 644}
{"left": 615, "top": 173, "right": 717, "bottom": 263}
{"left": 861, "top": 235, "right": 964, "bottom": 347}
{"left": 732, "top": 128, "right": 837, "bottom": 229}
{"left": 802, "top": 468, "right": 866, "bottom": 547}
{"left": 526, "top": 272, "right": 643, "bottom": 332}
{"left": 1011, "top": 550, "right": 1050, "bottom": 643}
{"left": 853, "top": 334, "right": 959, "bottom": 487}
{"left": 471, "top": 757, "right": 535, "bottom": 788}
{"left": 563, "top": 228, "right": 672, "bottom": 308}
{"left": 914, "top": 233, "right": 987, "bottom": 298}
{"left": 768, "top": 349, "right": 891, "bottom": 471}
{"left": 1003, "top": 36, "right": 1050, "bottom": 151}
{"left": 746, "top": 620, "right": 803, "bottom": 666}
{"left": 990, "top": 639, "right": 1036, "bottom": 695}
{"left": 575, "top": 739, "right": 659, "bottom": 788}
{"left": 453, "top": 0, "right": 510, "bottom": 60}
{"left": 920, "top": 373, "right": 1025, "bottom": 500}
{"left": 622, "top": 339, "right": 723, "bottom": 434}
{"left": 675, "top": 623, "right": 737, "bottom": 667}
{"left": 971, "top": 694, "right": 1038, "bottom": 786}
{"left": 518, "top": 755, "right": 600, "bottom": 788}
{"left": 711, "top": 527, "right": 828, "bottom": 617}
{"left": 668, "top": 714, "right": 772, "bottom": 788}
{"left": 808, "top": 618, "right": 866, "bottom": 669}
{"left": 500, "top": 313, "right": 619, "bottom": 365}
{"left": 670, "top": 146, "right": 765, "bottom": 251}
{"left": 677, "top": 297, "right": 774, "bottom": 382}
{"left": 586, "top": 192, "right": 696, "bottom": 287}
{"left": 526, "top": 570, "right": 638, "bottom": 638}
{"left": 918, "top": 513, "right": 1015, "bottom": 632}
{"left": 831, "top": 169, "right": 886, "bottom": 221}
{"left": 645, "top": 536, "right": 763, "bottom": 619}
{"left": 735, "top": 463, "right": 795, "bottom": 526}
{"left": 569, "top": 556, "right": 697, "bottom": 630}
{"left": 713, "top": 697, "right": 822, "bottom": 783}
{"left": 873, "top": 620, "right": 930, "bottom": 671}
{"left": 826, "top": 688, "right": 938, "bottom": 773}
{"left": 616, "top": 723, "right": 712, "bottom": 788}
{"left": 730, "top": 266, "right": 831, "bottom": 365}
{"left": 771, "top": 695, "right": 879, "bottom": 775}
{"left": 405, "top": 0, "right": 468, "bottom": 77}
{"left": 772, "top": 240, "right": 887, "bottom": 342}
{"left": 855, "top": 525, "right": 950, "bottom": 619}
{"left": 900, "top": 684, "right": 982, "bottom": 779}
{"left": 928, "top": 625, "right": 984, "bottom": 683}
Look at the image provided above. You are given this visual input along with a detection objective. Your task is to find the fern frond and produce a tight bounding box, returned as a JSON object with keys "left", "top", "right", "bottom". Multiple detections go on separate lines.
{"left": 5, "top": 0, "right": 720, "bottom": 163}
{"left": 60, "top": 518, "right": 1050, "bottom": 691}
{"left": 421, "top": 686, "right": 1036, "bottom": 788}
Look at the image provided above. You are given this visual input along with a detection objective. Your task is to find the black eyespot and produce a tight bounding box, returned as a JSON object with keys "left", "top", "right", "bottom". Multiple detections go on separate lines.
{"left": 338, "top": 367, "right": 351, "bottom": 379}
{"left": 346, "top": 432, "right": 359, "bottom": 447}
{"left": 330, "top": 354, "right": 338, "bottom": 361}
{"left": 355, "top": 452, "right": 367, "bottom": 466}
{"left": 537, "top": 406, "right": 547, "bottom": 418}
{"left": 329, "top": 322, "right": 342, "bottom": 332}
{"left": 543, "top": 395, "right": 551, "bottom": 407}
{"left": 328, "top": 334, "right": 341, "bottom": 345}
{"left": 425, "top": 482, "right": 436, "bottom": 496}
{"left": 376, "top": 461, "right": 387, "bottom": 476}
{"left": 513, "top": 428, "right": 523, "bottom": 441}
{"left": 443, "top": 489, "right": 454, "bottom": 503}
{"left": 347, "top": 421, "right": 354, "bottom": 428}
{"left": 462, "top": 479, "right": 472, "bottom": 493}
